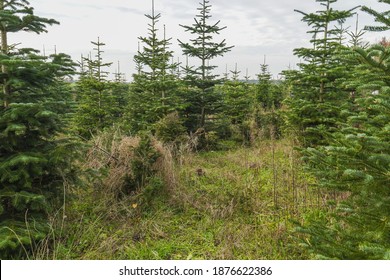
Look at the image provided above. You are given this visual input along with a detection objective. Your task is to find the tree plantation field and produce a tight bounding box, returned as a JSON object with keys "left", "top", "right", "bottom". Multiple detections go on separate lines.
{"left": 0, "top": 0, "right": 389, "bottom": 260}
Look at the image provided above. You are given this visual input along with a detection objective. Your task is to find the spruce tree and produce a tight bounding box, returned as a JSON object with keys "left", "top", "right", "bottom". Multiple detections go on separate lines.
{"left": 0, "top": 0, "right": 78, "bottom": 258}
{"left": 178, "top": 0, "right": 233, "bottom": 130}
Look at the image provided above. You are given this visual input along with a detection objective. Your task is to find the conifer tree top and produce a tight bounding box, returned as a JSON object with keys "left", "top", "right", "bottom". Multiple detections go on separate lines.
{"left": 0, "top": 0, "right": 59, "bottom": 34}
{"left": 178, "top": 0, "right": 233, "bottom": 62}
{"left": 133, "top": 0, "right": 176, "bottom": 81}
{"left": 362, "top": 0, "right": 390, "bottom": 31}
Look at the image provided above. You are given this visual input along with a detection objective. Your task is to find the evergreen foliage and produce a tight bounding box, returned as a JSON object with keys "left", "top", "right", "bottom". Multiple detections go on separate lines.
{"left": 284, "top": 0, "right": 356, "bottom": 146}
{"left": 126, "top": 0, "right": 181, "bottom": 134}
{"left": 73, "top": 38, "right": 125, "bottom": 138}
{"left": 125, "top": 134, "right": 161, "bottom": 193}
{"left": 0, "top": 0, "right": 78, "bottom": 259}
{"left": 218, "top": 64, "right": 251, "bottom": 142}
{"left": 362, "top": 0, "right": 390, "bottom": 32}
{"left": 2, "top": 0, "right": 390, "bottom": 262}
{"left": 178, "top": 0, "right": 233, "bottom": 130}
{"left": 255, "top": 62, "right": 281, "bottom": 110}
{"left": 253, "top": 62, "right": 283, "bottom": 139}
{"left": 297, "top": 1, "right": 390, "bottom": 259}
{"left": 346, "top": 14, "right": 369, "bottom": 48}
{"left": 154, "top": 112, "right": 187, "bottom": 146}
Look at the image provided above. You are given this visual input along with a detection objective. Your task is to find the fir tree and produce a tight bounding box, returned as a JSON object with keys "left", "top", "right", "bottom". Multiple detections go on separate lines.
{"left": 111, "top": 61, "right": 129, "bottom": 120}
{"left": 178, "top": 0, "right": 233, "bottom": 130}
{"left": 256, "top": 58, "right": 282, "bottom": 110}
{"left": 126, "top": 0, "right": 180, "bottom": 133}
{"left": 218, "top": 63, "right": 251, "bottom": 141}
{"left": 84, "top": 38, "right": 112, "bottom": 82}
{"left": 229, "top": 63, "right": 240, "bottom": 82}
{"left": 73, "top": 38, "right": 117, "bottom": 138}
{"left": 253, "top": 61, "right": 283, "bottom": 139}
{"left": 362, "top": 0, "right": 390, "bottom": 32}
{"left": 347, "top": 14, "right": 369, "bottom": 48}
{"left": 0, "top": 0, "right": 58, "bottom": 108}
{"left": 0, "top": 0, "right": 78, "bottom": 258}
{"left": 284, "top": 0, "right": 356, "bottom": 145}
{"left": 297, "top": 1, "right": 390, "bottom": 259}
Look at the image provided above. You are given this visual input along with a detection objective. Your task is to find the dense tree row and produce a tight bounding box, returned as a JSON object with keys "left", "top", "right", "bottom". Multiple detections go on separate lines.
{"left": 0, "top": 0, "right": 389, "bottom": 259}
{"left": 288, "top": 0, "right": 390, "bottom": 259}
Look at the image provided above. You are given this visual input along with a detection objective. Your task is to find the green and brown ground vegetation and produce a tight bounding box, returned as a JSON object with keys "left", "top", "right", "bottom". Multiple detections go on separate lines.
{"left": 1, "top": 0, "right": 389, "bottom": 260}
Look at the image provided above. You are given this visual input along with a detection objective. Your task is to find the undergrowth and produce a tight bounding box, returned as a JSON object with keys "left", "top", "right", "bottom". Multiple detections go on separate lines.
{"left": 31, "top": 131, "right": 335, "bottom": 260}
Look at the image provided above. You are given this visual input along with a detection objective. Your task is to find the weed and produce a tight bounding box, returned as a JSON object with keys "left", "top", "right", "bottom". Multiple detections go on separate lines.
{"left": 34, "top": 134, "right": 337, "bottom": 259}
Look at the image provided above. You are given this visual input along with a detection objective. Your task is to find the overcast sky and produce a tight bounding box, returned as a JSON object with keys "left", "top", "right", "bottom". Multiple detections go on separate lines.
{"left": 11, "top": 0, "right": 387, "bottom": 81}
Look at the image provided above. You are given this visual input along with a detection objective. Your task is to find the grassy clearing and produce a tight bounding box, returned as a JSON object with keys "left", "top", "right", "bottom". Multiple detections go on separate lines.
{"left": 37, "top": 137, "right": 330, "bottom": 260}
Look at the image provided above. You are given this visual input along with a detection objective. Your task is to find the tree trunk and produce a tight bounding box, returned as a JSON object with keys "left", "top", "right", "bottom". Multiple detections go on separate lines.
{"left": 319, "top": 0, "right": 330, "bottom": 103}
{"left": 200, "top": 105, "right": 206, "bottom": 128}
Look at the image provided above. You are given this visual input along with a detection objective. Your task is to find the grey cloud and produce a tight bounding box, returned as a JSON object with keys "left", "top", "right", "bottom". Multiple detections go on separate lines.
{"left": 38, "top": 12, "right": 77, "bottom": 20}
{"left": 64, "top": 1, "right": 105, "bottom": 10}
{"left": 65, "top": 2, "right": 144, "bottom": 15}
{"left": 111, "top": 6, "right": 143, "bottom": 15}
{"left": 163, "top": 1, "right": 198, "bottom": 20}
{"left": 32, "top": 0, "right": 385, "bottom": 81}
{"left": 163, "top": 0, "right": 193, "bottom": 11}
{"left": 232, "top": 44, "right": 295, "bottom": 58}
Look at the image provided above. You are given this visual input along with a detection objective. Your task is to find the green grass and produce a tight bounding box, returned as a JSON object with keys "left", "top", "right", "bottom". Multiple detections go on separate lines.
{"left": 40, "top": 138, "right": 328, "bottom": 260}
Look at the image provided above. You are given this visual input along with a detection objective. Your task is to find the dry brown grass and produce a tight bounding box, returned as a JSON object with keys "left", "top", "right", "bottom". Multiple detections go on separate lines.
{"left": 44, "top": 128, "right": 351, "bottom": 260}
{"left": 152, "top": 140, "right": 179, "bottom": 193}
{"left": 84, "top": 132, "right": 139, "bottom": 199}
{"left": 82, "top": 129, "right": 180, "bottom": 204}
